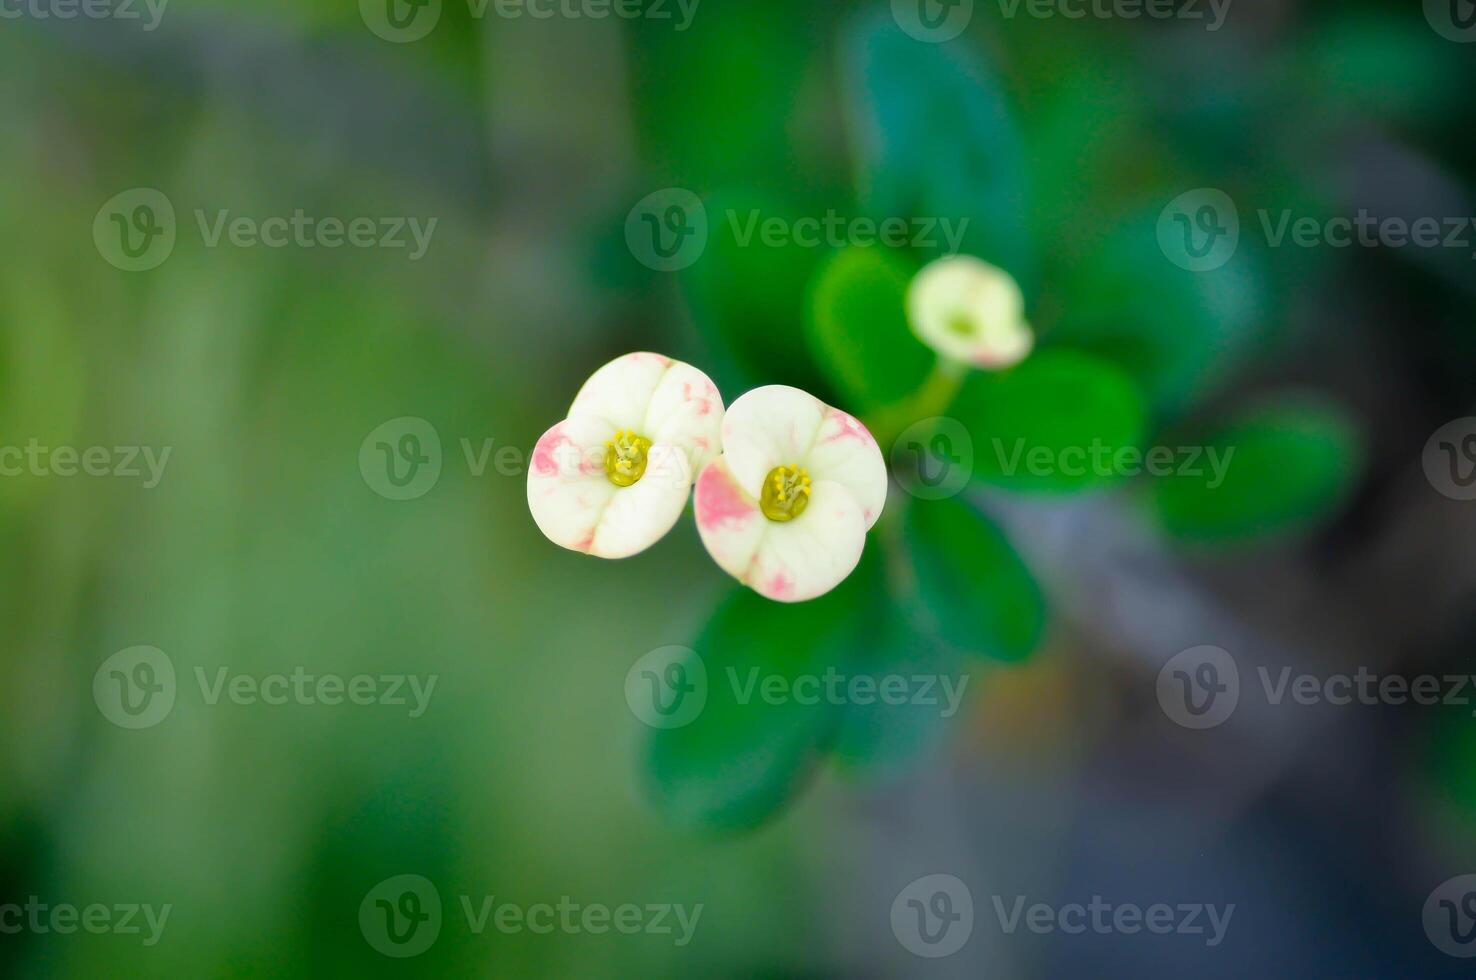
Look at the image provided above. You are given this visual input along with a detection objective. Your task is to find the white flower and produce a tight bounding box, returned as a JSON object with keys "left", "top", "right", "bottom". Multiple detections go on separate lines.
{"left": 528, "top": 352, "right": 724, "bottom": 559}
{"left": 693, "top": 386, "right": 887, "bottom": 603}
{"left": 907, "top": 255, "right": 1033, "bottom": 370}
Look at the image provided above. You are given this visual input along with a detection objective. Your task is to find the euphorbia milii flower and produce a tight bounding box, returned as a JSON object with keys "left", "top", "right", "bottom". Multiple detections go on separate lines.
{"left": 528, "top": 352, "right": 723, "bottom": 559}
{"left": 693, "top": 386, "right": 887, "bottom": 603}
{"left": 907, "top": 254, "right": 1034, "bottom": 370}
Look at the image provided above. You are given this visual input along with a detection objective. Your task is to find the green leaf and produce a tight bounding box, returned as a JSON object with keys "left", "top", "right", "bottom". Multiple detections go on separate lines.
{"left": 951, "top": 348, "right": 1147, "bottom": 493}
{"left": 1050, "top": 209, "right": 1271, "bottom": 417}
{"left": 832, "top": 620, "right": 971, "bottom": 779}
{"left": 1150, "top": 396, "right": 1364, "bottom": 544}
{"left": 900, "top": 498, "right": 1045, "bottom": 662}
{"left": 841, "top": 13, "right": 1032, "bottom": 280}
{"left": 642, "top": 580, "right": 864, "bottom": 833}
{"left": 805, "top": 245, "right": 933, "bottom": 411}
{"left": 681, "top": 190, "right": 829, "bottom": 395}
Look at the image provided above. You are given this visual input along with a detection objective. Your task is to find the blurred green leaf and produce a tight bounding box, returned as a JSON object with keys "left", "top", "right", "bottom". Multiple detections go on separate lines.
{"left": 628, "top": 2, "right": 818, "bottom": 189}
{"left": 952, "top": 348, "right": 1146, "bottom": 493}
{"left": 841, "top": 13, "right": 1032, "bottom": 280}
{"left": 832, "top": 620, "right": 970, "bottom": 779}
{"left": 1151, "top": 396, "right": 1364, "bottom": 544}
{"left": 643, "top": 583, "right": 862, "bottom": 833}
{"left": 1295, "top": 12, "right": 1463, "bottom": 128}
{"left": 899, "top": 497, "right": 1045, "bottom": 662}
{"left": 1051, "top": 210, "right": 1270, "bottom": 418}
{"left": 805, "top": 245, "right": 933, "bottom": 411}
{"left": 682, "top": 190, "right": 829, "bottom": 394}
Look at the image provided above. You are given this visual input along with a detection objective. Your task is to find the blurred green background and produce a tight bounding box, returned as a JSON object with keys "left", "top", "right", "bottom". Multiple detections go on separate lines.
{"left": 4, "top": 0, "right": 1476, "bottom": 976}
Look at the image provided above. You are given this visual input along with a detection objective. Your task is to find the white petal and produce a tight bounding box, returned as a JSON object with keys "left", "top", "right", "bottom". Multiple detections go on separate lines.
{"left": 907, "top": 255, "right": 1034, "bottom": 369}
{"left": 527, "top": 420, "right": 691, "bottom": 559}
{"left": 642, "top": 360, "right": 725, "bottom": 473}
{"left": 804, "top": 408, "right": 888, "bottom": 529}
{"left": 694, "top": 459, "right": 867, "bottom": 603}
{"left": 588, "top": 444, "right": 692, "bottom": 559}
{"left": 720, "top": 386, "right": 887, "bottom": 530}
{"left": 527, "top": 417, "right": 617, "bottom": 553}
{"left": 693, "top": 456, "right": 766, "bottom": 580}
{"left": 568, "top": 351, "right": 677, "bottom": 432}
{"left": 720, "top": 385, "right": 825, "bottom": 497}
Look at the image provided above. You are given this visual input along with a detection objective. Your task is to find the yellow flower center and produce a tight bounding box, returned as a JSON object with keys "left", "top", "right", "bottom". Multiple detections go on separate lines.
{"left": 604, "top": 429, "right": 653, "bottom": 488}
{"left": 760, "top": 465, "right": 811, "bottom": 522}
{"left": 947, "top": 311, "right": 977, "bottom": 337}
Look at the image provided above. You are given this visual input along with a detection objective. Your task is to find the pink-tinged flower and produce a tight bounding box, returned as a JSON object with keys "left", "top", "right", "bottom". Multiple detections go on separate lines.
{"left": 907, "top": 255, "right": 1034, "bottom": 370}
{"left": 528, "top": 352, "right": 724, "bottom": 559}
{"left": 693, "top": 386, "right": 887, "bottom": 603}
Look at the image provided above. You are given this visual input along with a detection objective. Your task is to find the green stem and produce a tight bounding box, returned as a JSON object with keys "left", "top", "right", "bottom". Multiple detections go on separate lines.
{"left": 868, "top": 358, "right": 968, "bottom": 451}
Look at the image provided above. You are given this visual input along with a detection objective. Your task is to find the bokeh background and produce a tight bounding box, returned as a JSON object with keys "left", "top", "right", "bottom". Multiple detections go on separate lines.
{"left": 3, "top": 0, "right": 1476, "bottom": 975}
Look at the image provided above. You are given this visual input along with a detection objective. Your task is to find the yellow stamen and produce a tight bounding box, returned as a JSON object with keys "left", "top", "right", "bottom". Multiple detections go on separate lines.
{"left": 760, "top": 465, "right": 812, "bottom": 522}
{"left": 603, "top": 429, "right": 653, "bottom": 488}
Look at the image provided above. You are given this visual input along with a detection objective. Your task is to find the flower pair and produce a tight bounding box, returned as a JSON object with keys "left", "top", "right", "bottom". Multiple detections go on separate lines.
{"left": 527, "top": 353, "right": 887, "bottom": 602}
